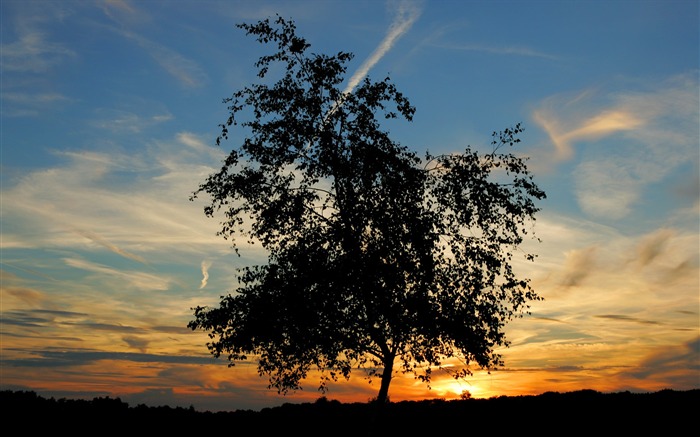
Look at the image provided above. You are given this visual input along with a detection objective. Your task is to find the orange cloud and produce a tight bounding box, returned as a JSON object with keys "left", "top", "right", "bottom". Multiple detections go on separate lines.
{"left": 534, "top": 107, "right": 644, "bottom": 161}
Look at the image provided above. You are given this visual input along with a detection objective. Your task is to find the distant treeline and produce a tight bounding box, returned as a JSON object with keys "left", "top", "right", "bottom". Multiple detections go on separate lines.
{"left": 2, "top": 389, "right": 697, "bottom": 434}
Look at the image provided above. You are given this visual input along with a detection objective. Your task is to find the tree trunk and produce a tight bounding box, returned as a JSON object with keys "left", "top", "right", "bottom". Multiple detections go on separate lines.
{"left": 375, "top": 356, "right": 394, "bottom": 404}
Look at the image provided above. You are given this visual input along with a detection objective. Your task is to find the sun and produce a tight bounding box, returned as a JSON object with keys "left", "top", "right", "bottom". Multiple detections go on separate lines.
{"left": 433, "top": 380, "right": 483, "bottom": 400}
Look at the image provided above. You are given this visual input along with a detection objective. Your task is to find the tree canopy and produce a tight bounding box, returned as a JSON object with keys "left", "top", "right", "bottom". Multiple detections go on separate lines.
{"left": 188, "top": 16, "right": 546, "bottom": 403}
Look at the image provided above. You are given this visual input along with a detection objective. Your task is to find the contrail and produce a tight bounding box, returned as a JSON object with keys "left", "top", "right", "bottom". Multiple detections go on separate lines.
{"left": 76, "top": 229, "right": 147, "bottom": 264}
{"left": 343, "top": 0, "right": 421, "bottom": 95}
{"left": 199, "top": 260, "right": 211, "bottom": 289}
{"left": 311, "top": 0, "right": 422, "bottom": 145}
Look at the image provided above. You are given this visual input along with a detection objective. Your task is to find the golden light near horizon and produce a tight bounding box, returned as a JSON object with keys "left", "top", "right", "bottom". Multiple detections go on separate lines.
{"left": 432, "top": 380, "right": 482, "bottom": 399}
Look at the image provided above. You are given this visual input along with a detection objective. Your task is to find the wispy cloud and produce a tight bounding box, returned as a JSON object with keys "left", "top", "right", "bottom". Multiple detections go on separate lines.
{"left": 2, "top": 92, "right": 70, "bottom": 117}
{"left": 443, "top": 42, "right": 557, "bottom": 59}
{"left": 532, "top": 73, "right": 699, "bottom": 219}
{"left": 98, "top": 1, "right": 208, "bottom": 88}
{"left": 91, "top": 108, "right": 173, "bottom": 134}
{"left": 2, "top": 92, "right": 69, "bottom": 104}
{"left": 63, "top": 258, "right": 171, "bottom": 291}
{"left": 103, "top": 0, "right": 137, "bottom": 18}
{"left": 624, "top": 337, "right": 700, "bottom": 384}
{"left": 75, "top": 230, "right": 147, "bottom": 264}
{"left": 199, "top": 260, "right": 212, "bottom": 289}
{"left": 107, "top": 27, "right": 208, "bottom": 88}
{"left": 533, "top": 73, "right": 699, "bottom": 163}
{"left": 1, "top": 285, "right": 45, "bottom": 307}
{"left": 100, "top": 0, "right": 151, "bottom": 30}
{"left": 595, "top": 314, "right": 662, "bottom": 325}
{"left": 533, "top": 97, "right": 645, "bottom": 162}
{"left": 123, "top": 335, "right": 150, "bottom": 352}
{"left": 0, "top": 2, "right": 76, "bottom": 73}
{"left": 634, "top": 228, "right": 675, "bottom": 267}
{"left": 573, "top": 160, "right": 641, "bottom": 220}
{"left": 0, "top": 28, "right": 76, "bottom": 73}
{"left": 129, "top": 32, "right": 209, "bottom": 88}
{"left": 0, "top": 131, "right": 252, "bottom": 335}
{"left": 559, "top": 245, "right": 598, "bottom": 288}
{"left": 343, "top": 0, "right": 422, "bottom": 95}
{"left": 3, "top": 349, "right": 217, "bottom": 368}
{"left": 1, "top": 133, "right": 233, "bottom": 255}
{"left": 178, "top": 132, "right": 225, "bottom": 161}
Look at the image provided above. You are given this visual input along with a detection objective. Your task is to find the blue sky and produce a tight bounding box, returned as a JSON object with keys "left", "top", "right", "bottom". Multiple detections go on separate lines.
{"left": 1, "top": 0, "right": 698, "bottom": 412}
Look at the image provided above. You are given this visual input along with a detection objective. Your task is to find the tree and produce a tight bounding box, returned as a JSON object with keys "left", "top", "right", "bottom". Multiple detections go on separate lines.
{"left": 188, "top": 16, "right": 546, "bottom": 404}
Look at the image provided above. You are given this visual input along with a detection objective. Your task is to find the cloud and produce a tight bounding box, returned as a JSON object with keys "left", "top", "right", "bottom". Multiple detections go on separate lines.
{"left": 623, "top": 337, "right": 700, "bottom": 386}
{"left": 100, "top": 0, "right": 152, "bottom": 32}
{"left": 123, "top": 335, "right": 150, "bottom": 352}
{"left": 2, "top": 349, "right": 218, "bottom": 368}
{"left": 2, "top": 287, "right": 46, "bottom": 306}
{"left": 533, "top": 96, "right": 645, "bottom": 162}
{"left": 594, "top": 314, "right": 661, "bottom": 326}
{"left": 533, "top": 72, "right": 699, "bottom": 163}
{"left": 91, "top": 108, "right": 173, "bottom": 134}
{"left": 559, "top": 245, "right": 598, "bottom": 288}
{"left": 178, "top": 132, "right": 226, "bottom": 161}
{"left": 343, "top": 0, "right": 422, "bottom": 95}
{"left": 1, "top": 133, "right": 235, "bottom": 256}
{"left": 200, "top": 260, "right": 212, "bottom": 289}
{"left": 1, "top": 92, "right": 71, "bottom": 117}
{"left": 73, "top": 322, "right": 143, "bottom": 333}
{"left": 518, "top": 214, "right": 698, "bottom": 367}
{"left": 2, "top": 92, "right": 69, "bottom": 103}
{"left": 76, "top": 230, "right": 147, "bottom": 264}
{"left": 34, "top": 309, "right": 89, "bottom": 318}
{"left": 97, "top": 1, "right": 207, "bottom": 88}
{"left": 118, "top": 29, "right": 209, "bottom": 88}
{"left": 0, "top": 28, "right": 76, "bottom": 73}
{"left": 103, "top": 0, "right": 137, "bottom": 18}
{"left": 63, "top": 258, "right": 171, "bottom": 291}
{"left": 573, "top": 160, "right": 640, "bottom": 220}
{"left": 0, "top": 130, "right": 251, "bottom": 343}
{"left": 672, "top": 171, "right": 700, "bottom": 203}
{"left": 634, "top": 228, "right": 675, "bottom": 267}
{"left": 444, "top": 42, "right": 557, "bottom": 59}
{"left": 532, "top": 73, "right": 699, "bottom": 220}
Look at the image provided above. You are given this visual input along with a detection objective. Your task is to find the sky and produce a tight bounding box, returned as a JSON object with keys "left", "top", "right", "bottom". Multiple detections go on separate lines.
{"left": 1, "top": 0, "right": 698, "bottom": 413}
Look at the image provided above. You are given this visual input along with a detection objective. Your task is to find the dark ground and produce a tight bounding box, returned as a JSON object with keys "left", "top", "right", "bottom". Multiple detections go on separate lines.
{"left": 3, "top": 388, "right": 697, "bottom": 434}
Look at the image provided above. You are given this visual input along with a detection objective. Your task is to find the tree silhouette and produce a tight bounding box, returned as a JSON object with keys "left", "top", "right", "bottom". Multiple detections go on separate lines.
{"left": 188, "top": 16, "right": 546, "bottom": 404}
